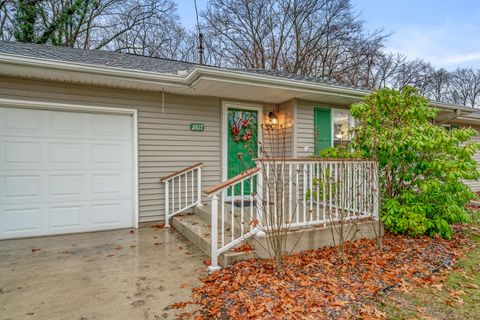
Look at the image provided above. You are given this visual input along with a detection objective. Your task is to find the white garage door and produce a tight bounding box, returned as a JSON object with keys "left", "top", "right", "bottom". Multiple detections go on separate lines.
{"left": 0, "top": 107, "right": 135, "bottom": 239}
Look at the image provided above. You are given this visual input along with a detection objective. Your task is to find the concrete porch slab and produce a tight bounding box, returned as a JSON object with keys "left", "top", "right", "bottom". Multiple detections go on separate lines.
{"left": 0, "top": 225, "right": 207, "bottom": 320}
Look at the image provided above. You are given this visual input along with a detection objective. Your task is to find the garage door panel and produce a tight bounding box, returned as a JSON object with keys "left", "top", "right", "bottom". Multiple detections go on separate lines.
{"left": 0, "top": 107, "right": 135, "bottom": 239}
{"left": 90, "top": 142, "right": 133, "bottom": 168}
{"left": 91, "top": 201, "right": 131, "bottom": 226}
{"left": 49, "top": 205, "right": 83, "bottom": 229}
{"left": 49, "top": 174, "right": 84, "bottom": 199}
{"left": 91, "top": 173, "right": 125, "bottom": 196}
{"left": 88, "top": 114, "right": 132, "bottom": 140}
{"left": 4, "top": 175, "right": 42, "bottom": 200}
{"left": 2, "top": 206, "right": 43, "bottom": 234}
{"left": 3, "top": 108, "right": 44, "bottom": 134}
{"left": 48, "top": 111, "right": 85, "bottom": 137}
{"left": 49, "top": 142, "right": 84, "bottom": 167}
{"left": 3, "top": 140, "right": 42, "bottom": 166}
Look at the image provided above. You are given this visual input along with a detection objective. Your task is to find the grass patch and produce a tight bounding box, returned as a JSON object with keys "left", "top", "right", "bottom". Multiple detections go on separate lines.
{"left": 377, "top": 226, "right": 480, "bottom": 320}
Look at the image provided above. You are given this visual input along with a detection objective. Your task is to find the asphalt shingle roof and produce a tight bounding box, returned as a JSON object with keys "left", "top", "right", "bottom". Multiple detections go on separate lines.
{"left": 0, "top": 40, "right": 358, "bottom": 89}
{"left": 0, "top": 40, "right": 195, "bottom": 74}
{"left": 236, "top": 68, "right": 361, "bottom": 89}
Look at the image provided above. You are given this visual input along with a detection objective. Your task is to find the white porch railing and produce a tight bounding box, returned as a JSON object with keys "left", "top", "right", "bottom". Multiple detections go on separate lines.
{"left": 161, "top": 162, "right": 203, "bottom": 227}
{"left": 205, "top": 158, "right": 379, "bottom": 271}
{"left": 257, "top": 159, "right": 380, "bottom": 229}
{"left": 204, "top": 167, "right": 261, "bottom": 271}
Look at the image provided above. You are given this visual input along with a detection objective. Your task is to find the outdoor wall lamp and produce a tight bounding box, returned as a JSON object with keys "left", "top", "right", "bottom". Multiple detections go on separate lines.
{"left": 268, "top": 111, "right": 279, "bottom": 125}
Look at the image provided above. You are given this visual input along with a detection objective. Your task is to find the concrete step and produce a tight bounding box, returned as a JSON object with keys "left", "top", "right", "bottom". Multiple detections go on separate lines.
{"left": 194, "top": 204, "right": 256, "bottom": 237}
{"left": 172, "top": 212, "right": 256, "bottom": 267}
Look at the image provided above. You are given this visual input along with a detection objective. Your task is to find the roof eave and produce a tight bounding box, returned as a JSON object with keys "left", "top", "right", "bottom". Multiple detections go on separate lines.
{"left": 0, "top": 52, "right": 476, "bottom": 113}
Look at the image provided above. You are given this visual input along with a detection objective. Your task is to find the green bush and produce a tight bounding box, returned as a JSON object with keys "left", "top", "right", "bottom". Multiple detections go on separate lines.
{"left": 323, "top": 87, "right": 480, "bottom": 239}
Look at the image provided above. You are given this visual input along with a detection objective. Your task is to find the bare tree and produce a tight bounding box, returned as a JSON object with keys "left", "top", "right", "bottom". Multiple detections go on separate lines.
{"left": 0, "top": 0, "right": 15, "bottom": 40}
{"left": 1, "top": 0, "right": 190, "bottom": 59}
{"left": 202, "top": 0, "right": 386, "bottom": 77}
{"left": 425, "top": 67, "right": 451, "bottom": 102}
{"left": 450, "top": 68, "right": 475, "bottom": 107}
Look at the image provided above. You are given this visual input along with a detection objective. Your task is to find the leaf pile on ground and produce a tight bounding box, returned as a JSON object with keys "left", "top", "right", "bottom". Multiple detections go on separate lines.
{"left": 173, "top": 227, "right": 475, "bottom": 319}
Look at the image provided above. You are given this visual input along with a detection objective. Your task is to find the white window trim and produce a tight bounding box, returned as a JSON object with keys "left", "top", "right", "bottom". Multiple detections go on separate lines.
{"left": 221, "top": 101, "right": 263, "bottom": 182}
{"left": 0, "top": 97, "right": 140, "bottom": 229}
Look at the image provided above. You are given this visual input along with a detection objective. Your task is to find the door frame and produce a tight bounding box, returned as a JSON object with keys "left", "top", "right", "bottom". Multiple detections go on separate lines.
{"left": 0, "top": 97, "right": 139, "bottom": 229}
{"left": 221, "top": 101, "right": 263, "bottom": 182}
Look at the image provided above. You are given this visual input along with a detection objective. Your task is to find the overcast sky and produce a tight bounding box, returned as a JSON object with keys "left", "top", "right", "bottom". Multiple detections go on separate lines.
{"left": 177, "top": 0, "right": 480, "bottom": 70}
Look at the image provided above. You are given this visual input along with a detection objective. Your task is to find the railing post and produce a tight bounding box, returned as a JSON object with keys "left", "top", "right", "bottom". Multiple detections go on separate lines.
{"left": 165, "top": 181, "right": 170, "bottom": 227}
{"left": 197, "top": 167, "right": 203, "bottom": 208}
{"left": 208, "top": 194, "right": 220, "bottom": 272}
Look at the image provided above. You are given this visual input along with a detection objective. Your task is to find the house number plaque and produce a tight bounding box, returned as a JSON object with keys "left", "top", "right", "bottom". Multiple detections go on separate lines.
{"left": 190, "top": 123, "right": 205, "bottom": 131}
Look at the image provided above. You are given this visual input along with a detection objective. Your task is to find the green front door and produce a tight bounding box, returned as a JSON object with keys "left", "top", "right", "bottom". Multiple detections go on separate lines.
{"left": 227, "top": 108, "right": 259, "bottom": 195}
{"left": 314, "top": 108, "right": 332, "bottom": 153}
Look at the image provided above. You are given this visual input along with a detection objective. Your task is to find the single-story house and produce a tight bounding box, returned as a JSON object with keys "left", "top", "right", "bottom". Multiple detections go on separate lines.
{"left": 0, "top": 40, "right": 479, "bottom": 241}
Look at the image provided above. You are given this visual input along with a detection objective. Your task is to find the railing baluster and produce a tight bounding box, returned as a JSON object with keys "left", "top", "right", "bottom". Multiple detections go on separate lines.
{"left": 316, "top": 162, "right": 320, "bottom": 222}
{"left": 281, "top": 162, "right": 285, "bottom": 228}
{"left": 295, "top": 163, "right": 300, "bottom": 224}
{"left": 172, "top": 178, "right": 175, "bottom": 212}
{"left": 302, "top": 163, "right": 307, "bottom": 223}
{"left": 240, "top": 180, "right": 244, "bottom": 236}
{"left": 256, "top": 167, "right": 263, "bottom": 226}
{"left": 335, "top": 162, "right": 341, "bottom": 221}
{"left": 288, "top": 163, "right": 293, "bottom": 224}
{"left": 274, "top": 163, "right": 278, "bottom": 226}
{"left": 231, "top": 185, "right": 234, "bottom": 242}
{"left": 165, "top": 181, "right": 170, "bottom": 227}
{"left": 250, "top": 177, "right": 254, "bottom": 231}
{"left": 322, "top": 162, "right": 326, "bottom": 226}
{"left": 179, "top": 174, "right": 182, "bottom": 209}
{"left": 221, "top": 190, "right": 225, "bottom": 247}
{"left": 184, "top": 173, "right": 187, "bottom": 208}
{"left": 266, "top": 163, "right": 270, "bottom": 227}
{"left": 309, "top": 163, "right": 313, "bottom": 223}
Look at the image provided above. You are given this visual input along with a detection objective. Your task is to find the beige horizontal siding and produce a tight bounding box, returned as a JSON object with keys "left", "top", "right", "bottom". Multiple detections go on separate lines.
{"left": 0, "top": 76, "right": 222, "bottom": 222}
{"left": 296, "top": 100, "right": 316, "bottom": 158}
{"left": 262, "top": 101, "right": 294, "bottom": 157}
{"left": 459, "top": 124, "right": 480, "bottom": 191}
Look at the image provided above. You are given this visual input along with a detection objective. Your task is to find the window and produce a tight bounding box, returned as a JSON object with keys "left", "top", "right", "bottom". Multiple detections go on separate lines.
{"left": 314, "top": 108, "right": 355, "bottom": 153}
{"left": 332, "top": 109, "right": 353, "bottom": 146}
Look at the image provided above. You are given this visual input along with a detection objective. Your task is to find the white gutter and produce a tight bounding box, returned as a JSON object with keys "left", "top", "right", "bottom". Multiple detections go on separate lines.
{"left": 186, "top": 66, "right": 371, "bottom": 98}
{"left": 0, "top": 52, "right": 476, "bottom": 113}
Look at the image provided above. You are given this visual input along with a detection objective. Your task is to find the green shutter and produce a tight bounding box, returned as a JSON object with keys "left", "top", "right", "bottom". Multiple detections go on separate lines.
{"left": 314, "top": 108, "right": 332, "bottom": 153}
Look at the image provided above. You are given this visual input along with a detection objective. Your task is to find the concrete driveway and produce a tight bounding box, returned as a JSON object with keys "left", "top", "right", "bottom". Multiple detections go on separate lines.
{"left": 0, "top": 226, "right": 207, "bottom": 320}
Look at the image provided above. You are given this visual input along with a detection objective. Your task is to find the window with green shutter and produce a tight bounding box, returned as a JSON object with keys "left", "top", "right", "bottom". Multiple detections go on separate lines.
{"left": 314, "top": 108, "right": 332, "bottom": 153}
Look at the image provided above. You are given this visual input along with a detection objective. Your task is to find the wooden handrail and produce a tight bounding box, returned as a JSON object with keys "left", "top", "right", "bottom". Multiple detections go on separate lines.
{"left": 160, "top": 162, "right": 203, "bottom": 182}
{"left": 204, "top": 167, "right": 260, "bottom": 196}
